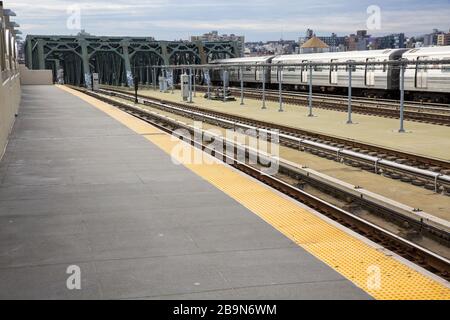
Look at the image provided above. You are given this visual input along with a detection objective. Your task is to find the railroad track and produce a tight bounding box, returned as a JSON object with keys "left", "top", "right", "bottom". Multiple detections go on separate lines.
{"left": 98, "top": 86, "right": 450, "bottom": 195}
{"left": 72, "top": 85, "right": 450, "bottom": 282}
{"left": 176, "top": 84, "right": 450, "bottom": 126}
{"left": 229, "top": 85, "right": 450, "bottom": 110}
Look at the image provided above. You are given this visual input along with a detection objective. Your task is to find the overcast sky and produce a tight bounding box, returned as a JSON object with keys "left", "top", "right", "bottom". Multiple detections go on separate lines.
{"left": 7, "top": 0, "right": 450, "bottom": 41}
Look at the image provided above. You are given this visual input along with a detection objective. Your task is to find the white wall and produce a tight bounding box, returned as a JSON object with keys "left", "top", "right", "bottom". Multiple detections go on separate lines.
{"left": 0, "top": 72, "right": 21, "bottom": 159}
{"left": 19, "top": 64, "right": 53, "bottom": 85}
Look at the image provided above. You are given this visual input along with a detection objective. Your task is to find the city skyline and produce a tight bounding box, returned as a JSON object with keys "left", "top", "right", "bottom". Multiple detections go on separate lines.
{"left": 9, "top": 0, "right": 450, "bottom": 41}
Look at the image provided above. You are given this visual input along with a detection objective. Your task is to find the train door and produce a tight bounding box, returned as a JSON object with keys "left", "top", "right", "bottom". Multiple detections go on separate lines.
{"left": 365, "top": 58, "right": 375, "bottom": 86}
{"left": 301, "top": 60, "right": 308, "bottom": 83}
{"left": 244, "top": 66, "right": 254, "bottom": 82}
{"left": 330, "top": 59, "right": 338, "bottom": 84}
{"left": 415, "top": 56, "right": 428, "bottom": 89}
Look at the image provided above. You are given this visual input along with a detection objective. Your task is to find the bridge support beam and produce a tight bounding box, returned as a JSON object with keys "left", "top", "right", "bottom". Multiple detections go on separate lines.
{"left": 26, "top": 37, "right": 33, "bottom": 69}
{"left": 80, "top": 40, "right": 91, "bottom": 88}
{"left": 37, "top": 40, "right": 45, "bottom": 70}
{"left": 160, "top": 42, "right": 171, "bottom": 66}
{"left": 122, "top": 42, "right": 133, "bottom": 87}
{"left": 24, "top": 35, "right": 239, "bottom": 86}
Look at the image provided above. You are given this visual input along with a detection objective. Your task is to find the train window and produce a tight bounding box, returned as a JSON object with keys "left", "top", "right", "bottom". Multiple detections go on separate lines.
{"left": 245, "top": 66, "right": 252, "bottom": 71}
{"left": 366, "top": 58, "right": 376, "bottom": 71}
{"left": 345, "top": 61, "right": 356, "bottom": 72}
{"left": 314, "top": 65, "right": 323, "bottom": 71}
{"left": 301, "top": 60, "right": 308, "bottom": 71}
{"left": 288, "top": 67, "right": 295, "bottom": 72}
{"left": 442, "top": 58, "right": 450, "bottom": 72}
{"left": 383, "top": 60, "right": 387, "bottom": 72}
{"left": 416, "top": 56, "right": 428, "bottom": 71}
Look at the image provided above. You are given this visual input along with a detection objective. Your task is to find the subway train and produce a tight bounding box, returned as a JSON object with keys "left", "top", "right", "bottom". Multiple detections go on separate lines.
{"left": 210, "top": 46, "right": 450, "bottom": 103}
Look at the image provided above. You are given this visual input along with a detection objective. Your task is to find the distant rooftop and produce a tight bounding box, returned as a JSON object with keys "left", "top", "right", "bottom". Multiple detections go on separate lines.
{"left": 301, "top": 36, "right": 329, "bottom": 48}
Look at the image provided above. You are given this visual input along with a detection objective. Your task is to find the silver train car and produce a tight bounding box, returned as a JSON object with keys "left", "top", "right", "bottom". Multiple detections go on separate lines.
{"left": 210, "top": 56, "right": 275, "bottom": 84}
{"left": 403, "top": 46, "right": 450, "bottom": 101}
{"left": 209, "top": 46, "right": 450, "bottom": 102}
{"left": 270, "top": 49, "right": 407, "bottom": 97}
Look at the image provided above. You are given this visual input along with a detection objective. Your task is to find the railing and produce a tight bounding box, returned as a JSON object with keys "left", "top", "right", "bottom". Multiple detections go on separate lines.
{"left": 134, "top": 58, "right": 450, "bottom": 133}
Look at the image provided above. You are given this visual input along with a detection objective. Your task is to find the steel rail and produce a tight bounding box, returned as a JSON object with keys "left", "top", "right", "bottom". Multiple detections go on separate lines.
{"left": 98, "top": 86, "right": 450, "bottom": 171}
{"left": 173, "top": 84, "right": 450, "bottom": 126}
{"left": 227, "top": 86, "right": 450, "bottom": 111}
{"left": 94, "top": 87, "right": 450, "bottom": 194}
{"left": 102, "top": 90, "right": 450, "bottom": 192}
{"left": 166, "top": 82, "right": 450, "bottom": 112}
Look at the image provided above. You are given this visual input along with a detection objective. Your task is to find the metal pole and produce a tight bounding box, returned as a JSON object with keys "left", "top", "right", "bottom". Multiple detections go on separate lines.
{"left": 347, "top": 63, "right": 353, "bottom": 124}
{"left": 399, "top": 63, "right": 405, "bottom": 133}
{"left": 223, "top": 69, "right": 226, "bottom": 103}
{"left": 262, "top": 66, "right": 266, "bottom": 109}
{"left": 151, "top": 67, "right": 153, "bottom": 90}
{"left": 134, "top": 76, "right": 138, "bottom": 104}
{"left": 153, "top": 67, "right": 157, "bottom": 91}
{"left": 188, "top": 67, "right": 193, "bottom": 103}
{"left": 171, "top": 69, "right": 174, "bottom": 94}
{"left": 207, "top": 69, "right": 211, "bottom": 99}
{"left": 193, "top": 68, "right": 196, "bottom": 97}
{"left": 240, "top": 66, "right": 244, "bottom": 105}
{"left": 278, "top": 65, "right": 283, "bottom": 112}
{"left": 308, "top": 63, "right": 313, "bottom": 116}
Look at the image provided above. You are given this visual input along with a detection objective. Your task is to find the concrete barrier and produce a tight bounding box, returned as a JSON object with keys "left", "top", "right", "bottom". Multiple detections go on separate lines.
{"left": 0, "top": 71, "right": 21, "bottom": 159}
{"left": 19, "top": 64, "right": 53, "bottom": 85}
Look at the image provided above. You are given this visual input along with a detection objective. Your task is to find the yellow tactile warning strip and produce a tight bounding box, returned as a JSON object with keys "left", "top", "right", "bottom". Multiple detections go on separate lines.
{"left": 58, "top": 85, "right": 450, "bottom": 300}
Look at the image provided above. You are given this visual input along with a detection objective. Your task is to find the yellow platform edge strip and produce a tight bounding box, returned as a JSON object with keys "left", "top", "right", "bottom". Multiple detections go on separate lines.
{"left": 58, "top": 85, "right": 450, "bottom": 300}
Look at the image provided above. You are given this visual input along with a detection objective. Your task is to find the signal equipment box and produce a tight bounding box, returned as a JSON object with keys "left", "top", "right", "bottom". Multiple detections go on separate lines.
{"left": 159, "top": 76, "right": 168, "bottom": 92}
{"left": 92, "top": 73, "right": 99, "bottom": 91}
{"left": 180, "top": 74, "right": 189, "bottom": 101}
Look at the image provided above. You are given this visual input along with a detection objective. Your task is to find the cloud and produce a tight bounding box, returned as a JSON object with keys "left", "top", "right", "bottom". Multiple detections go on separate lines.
{"left": 6, "top": 0, "right": 450, "bottom": 40}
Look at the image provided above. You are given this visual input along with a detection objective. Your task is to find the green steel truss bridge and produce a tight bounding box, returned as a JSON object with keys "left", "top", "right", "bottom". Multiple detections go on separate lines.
{"left": 24, "top": 35, "right": 239, "bottom": 86}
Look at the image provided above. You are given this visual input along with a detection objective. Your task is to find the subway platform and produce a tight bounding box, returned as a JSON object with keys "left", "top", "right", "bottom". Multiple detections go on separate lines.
{"left": 0, "top": 85, "right": 448, "bottom": 300}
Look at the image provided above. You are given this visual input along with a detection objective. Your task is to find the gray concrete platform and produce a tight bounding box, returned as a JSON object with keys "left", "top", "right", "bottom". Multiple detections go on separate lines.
{"left": 0, "top": 85, "right": 371, "bottom": 299}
